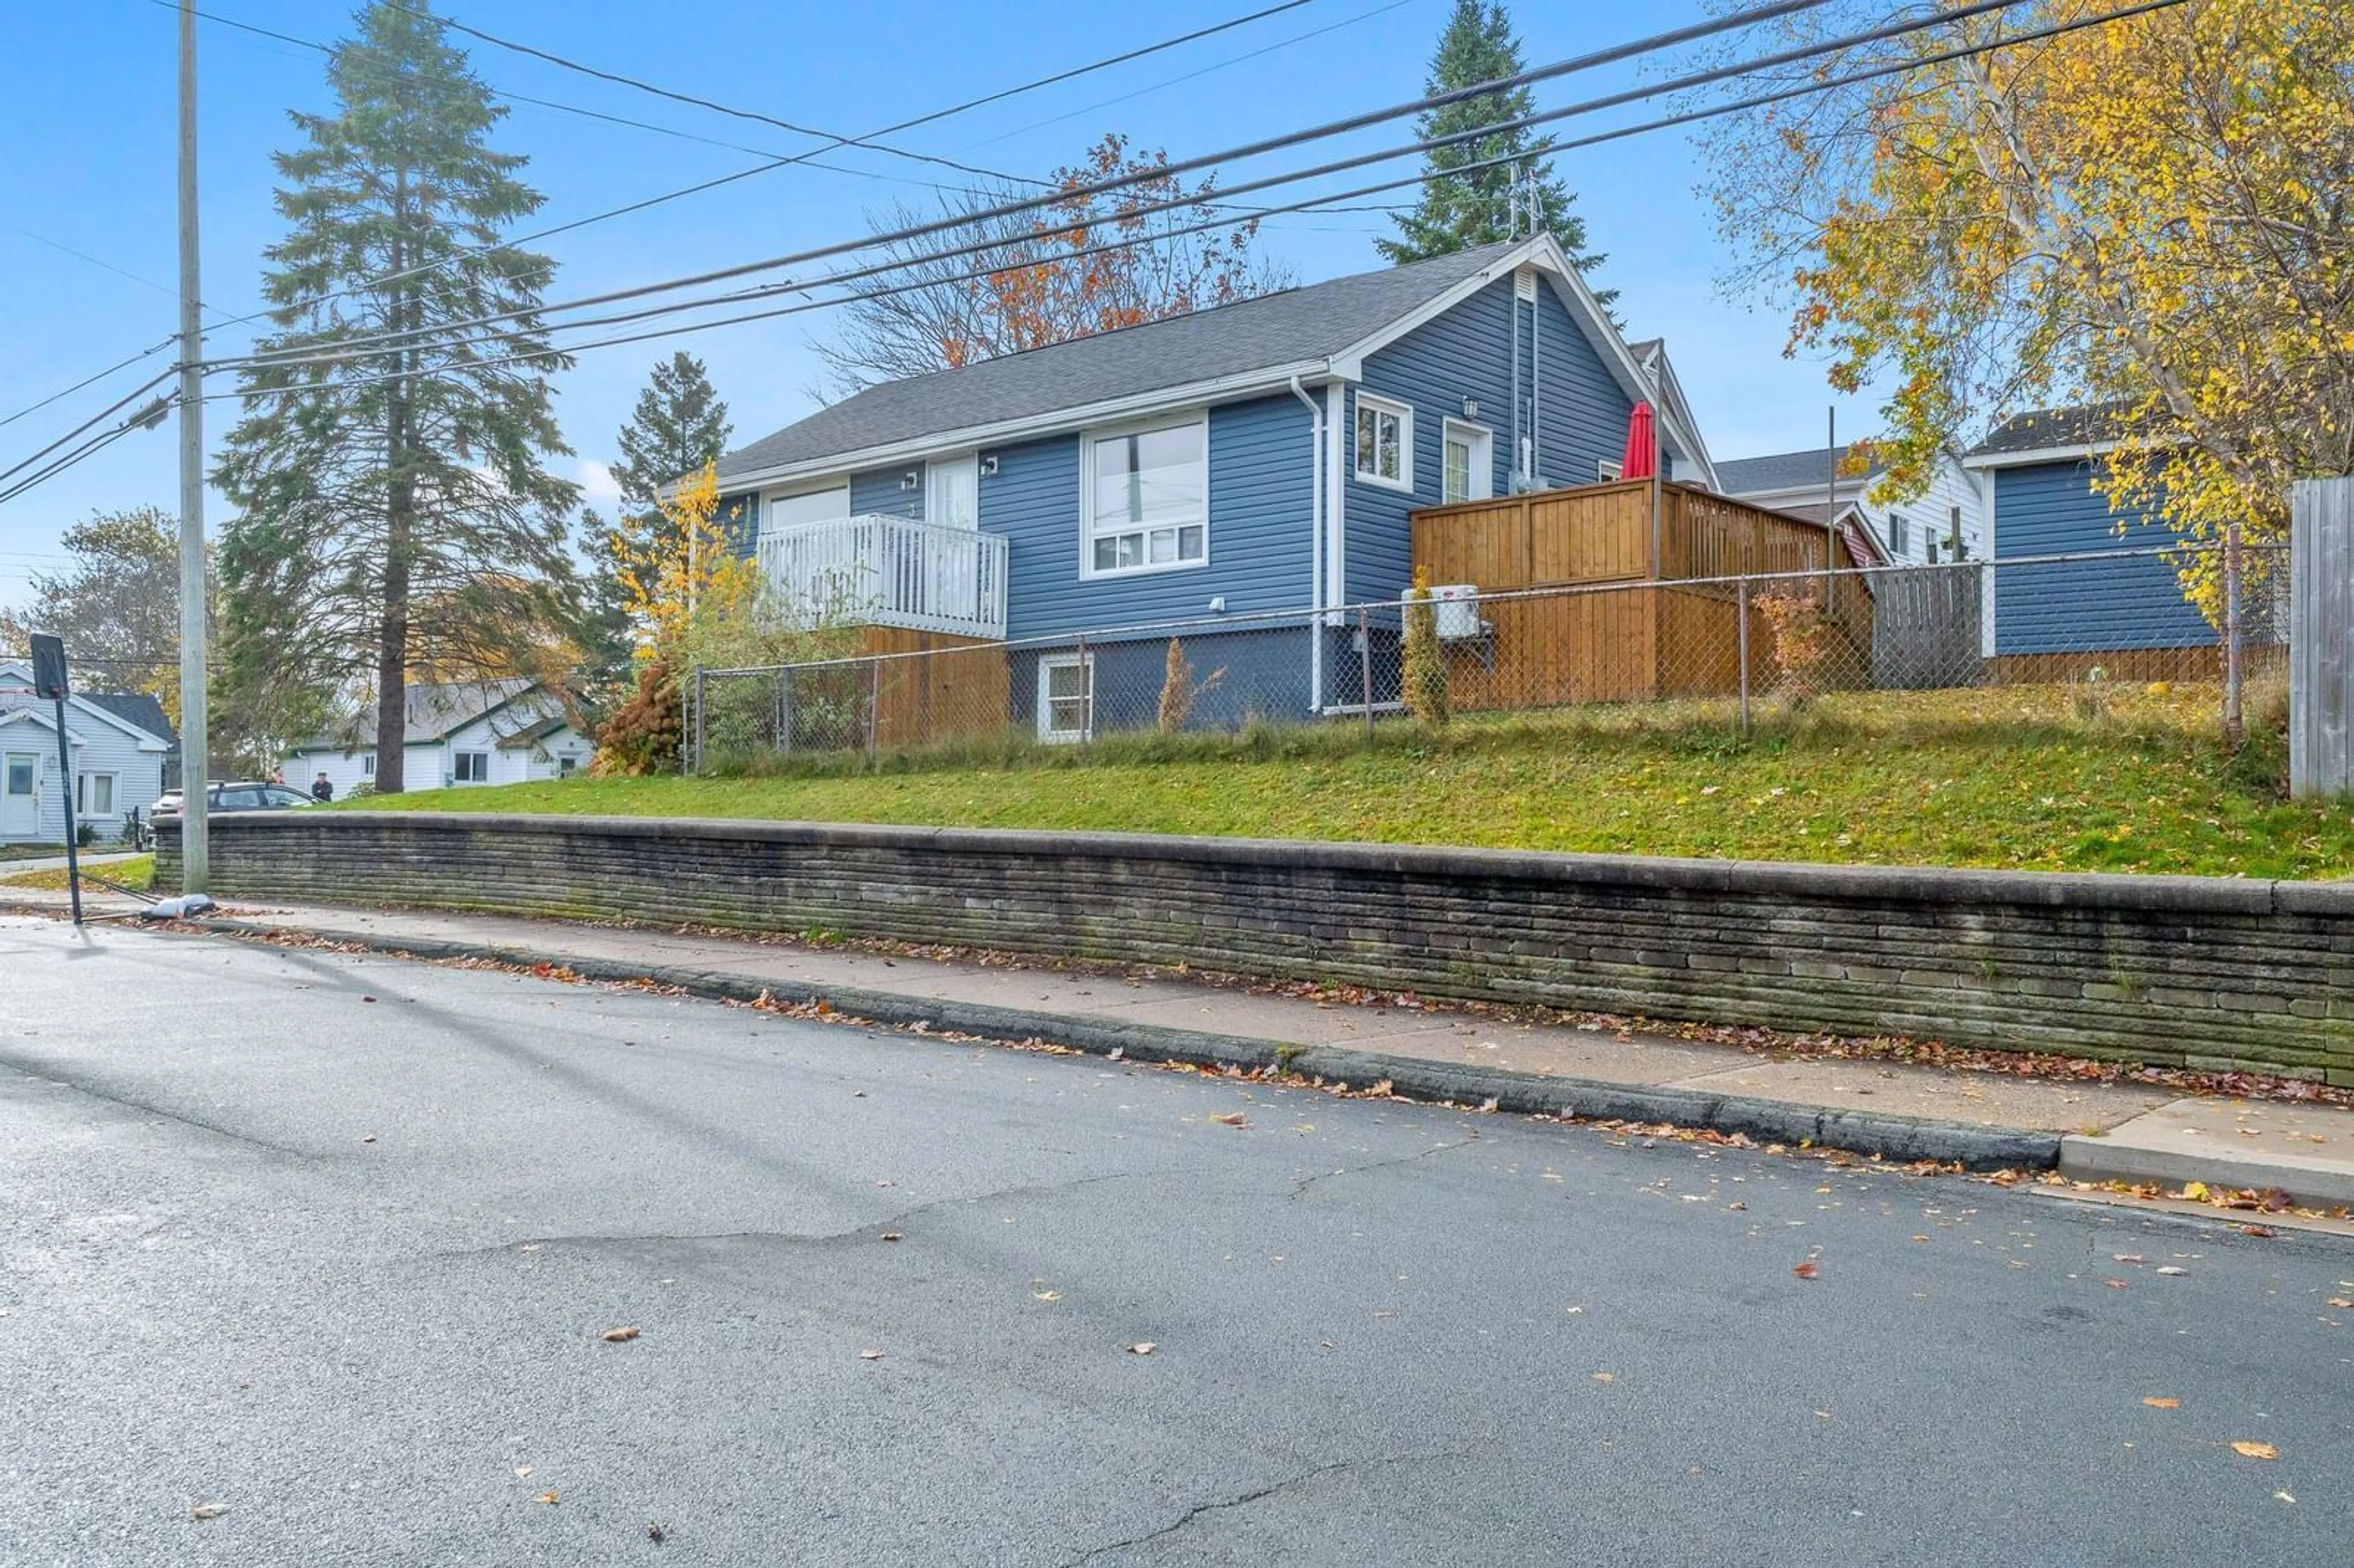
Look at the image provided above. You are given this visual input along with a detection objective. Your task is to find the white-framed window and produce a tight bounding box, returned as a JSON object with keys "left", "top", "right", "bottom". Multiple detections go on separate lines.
{"left": 360, "top": 752, "right": 375, "bottom": 776}
{"left": 1597, "top": 459, "right": 1623, "bottom": 482}
{"left": 4, "top": 752, "right": 37, "bottom": 799}
{"left": 75, "top": 772, "right": 116, "bottom": 816}
{"left": 558, "top": 754, "right": 579, "bottom": 776}
{"left": 1888, "top": 512, "right": 1910, "bottom": 554}
{"left": 1441, "top": 420, "right": 1493, "bottom": 505}
{"left": 1037, "top": 653, "right": 1094, "bottom": 743}
{"left": 454, "top": 751, "right": 490, "bottom": 783}
{"left": 1354, "top": 392, "right": 1412, "bottom": 492}
{"left": 1081, "top": 414, "right": 1207, "bottom": 577}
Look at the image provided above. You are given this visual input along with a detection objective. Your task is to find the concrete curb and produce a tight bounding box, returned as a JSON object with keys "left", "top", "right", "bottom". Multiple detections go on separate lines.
{"left": 200, "top": 916, "right": 2063, "bottom": 1174}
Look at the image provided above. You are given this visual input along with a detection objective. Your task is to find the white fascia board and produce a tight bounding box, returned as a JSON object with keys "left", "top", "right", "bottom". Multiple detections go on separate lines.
{"left": 0, "top": 707, "right": 86, "bottom": 746}
{"left": 712, "top": 362, "right": 1336, "bottom": 495}
{"left": 1731, "top": 479, "right": 1873, "bottom": 506}
{"left": 1959, "top": 440, "right": 2121, "bottom": 471}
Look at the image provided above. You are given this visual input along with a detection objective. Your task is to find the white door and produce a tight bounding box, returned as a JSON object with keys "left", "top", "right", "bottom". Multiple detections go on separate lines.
{"left": 924, "top": 454, "right": 981, "bottom": 620}
{"left": 1442, "top": 421, "right": 1493, "bottom": 504}
{"left": 2, "top": 750, "right": 40, "bottom": 839}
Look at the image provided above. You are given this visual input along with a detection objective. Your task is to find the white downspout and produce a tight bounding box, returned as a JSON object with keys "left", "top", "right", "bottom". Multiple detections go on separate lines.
{"left": 1290, "top": 375, "right": 1324, "bottom": 713}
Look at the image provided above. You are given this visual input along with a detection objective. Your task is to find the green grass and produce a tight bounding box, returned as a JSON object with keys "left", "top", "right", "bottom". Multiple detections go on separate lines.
{"left": 2, "top": 854, "right": 154, "bottom": 892}
{"left": 343, "top": 681, "right": 2354, "bottom": 880}
{"left": 0, "top": 843, "right": 68, "bottom": 862}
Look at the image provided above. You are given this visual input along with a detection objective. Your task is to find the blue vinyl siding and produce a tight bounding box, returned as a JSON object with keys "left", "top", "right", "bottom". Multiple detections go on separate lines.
{"left": 851, "top": 463, "right": 922, "bottom": 520}
{"left": 1992, "top": 461, "right": 2209, "bottom": 653}
{"left": 719, "top": 491, "right": 760, "bottom": 560}
{"left": 1349, "top": 278, "right": 1517, "bottom": 603}
{"left": 1533, "top": 283, "right": 1637, "bottom": 489}
{"left": 994, "top": 394, "right": 1314, "bottom": 639}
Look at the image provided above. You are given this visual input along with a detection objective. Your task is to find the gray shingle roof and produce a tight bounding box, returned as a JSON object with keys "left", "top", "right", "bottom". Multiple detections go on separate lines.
{"left": 716, "top": 242, "right": 1524, "bottom": 483}
{"left": 290, "top": 679, "right": 540, "bottom": 752}
{"left": 1967, "top": 402, "right": 2129, "bottom": 457}
{"left": 1715, "top": 443, "right": 1881, "bottom": 498}
{"left": 78, "top": 690, "right": 175, "bottom": 746}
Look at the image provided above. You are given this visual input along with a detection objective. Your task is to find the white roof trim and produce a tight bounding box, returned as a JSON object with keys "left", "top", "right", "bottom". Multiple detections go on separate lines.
{"left": 1961, "top": 440, "right": 2121, "bottom": 470}
{"left": 0, "top": 660, "right": 170, "bottom": 748}
{"left": 712, "top": 362, "right": 1333, "bottom": 494}
{"left": 0, "top": 706, "right": 88, "bottom": 746}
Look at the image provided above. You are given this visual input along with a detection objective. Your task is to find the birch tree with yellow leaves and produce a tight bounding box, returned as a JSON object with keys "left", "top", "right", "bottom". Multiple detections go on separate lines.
{"left": 1702, "top": 0, "right": 2354, "bottom": 741}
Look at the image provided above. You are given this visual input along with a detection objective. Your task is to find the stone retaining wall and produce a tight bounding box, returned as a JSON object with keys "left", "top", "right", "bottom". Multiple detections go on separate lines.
{"left": 158, "top": 813, "right": 2354, "bottom": 1081}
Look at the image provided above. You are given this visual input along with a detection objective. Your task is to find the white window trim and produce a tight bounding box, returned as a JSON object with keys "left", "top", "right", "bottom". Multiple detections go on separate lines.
{"left": 1076, "top": 409, "right": 1211, "bottom": 582}
{"left": 1441, "top": 418, "right": 1493, "bottom": 504}
{"left": 760, "top": 481, "right": 852, "bottom": 539}
{"left": 453, "top": 750, "right": 492, "bottom": 783}
{"left": 360, "top": 752, "right": 376, "bottom": 776}
{"left": 76, "top": 771, "right": 119, "bottom": 817}
{"left": 1353, "top": 392, "right": 1414, "bottom": 494}
{"left": 1598, "top": 459, "right": 1624, "bottom": 482}
{"left": 1036, "top": 653, "right": 1095, "bottom": 744}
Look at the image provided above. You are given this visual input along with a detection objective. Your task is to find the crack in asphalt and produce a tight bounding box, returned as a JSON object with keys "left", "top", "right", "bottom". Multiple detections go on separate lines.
{"left": 429, "top": 1166, "right": 1197, "bottom": 1260}
{"left": 1058, "top": 1458, "right": 1359, "bottom": 1566}
{"left": 1288, "top": 1135, "right": 1477, "bottom": 1201}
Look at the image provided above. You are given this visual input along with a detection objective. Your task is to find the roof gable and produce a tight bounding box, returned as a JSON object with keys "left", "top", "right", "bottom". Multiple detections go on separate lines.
{"left": 1716, "top": 443, "right": 1884, "bottom": 498}
{"left": 715, "top": 237, "right": 1709, "bottom": 489}
{"left": 1964, "top": 402, "right": 2130, "bottom": 466}
{"left": 0, "top": 661, "right": 172, "bottom": 748}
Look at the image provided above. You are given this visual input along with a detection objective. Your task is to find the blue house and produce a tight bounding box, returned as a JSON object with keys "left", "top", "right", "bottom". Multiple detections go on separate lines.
{"left": 1962, "top": 403, "right": 2226, "bottom": 677}
{"left": 712, "top": 235, "right": 1715, "bottom": 737}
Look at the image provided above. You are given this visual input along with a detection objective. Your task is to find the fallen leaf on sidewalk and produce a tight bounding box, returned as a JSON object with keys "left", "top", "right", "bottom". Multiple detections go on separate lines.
{"left": 1792, "top": 1261, "right": 1820, "bottom": 1281}
{"left": 2231, "top": 1441, "right": 2278, "bottom": 1461}
{"left": 191, "top": 1504, "right": 229, "bottom": 1521}
{"left": 2143, "top": 1397, "right": 2179, "bottom": 1409}
{"left": 599, "top": 1326, "right": 639, "bottom": 1343}
{"left": 858, "top": 1349, "right": 884, "bottom": 1361}
{"left": 880, "top": 1231, "right": 903, "bottom": 1243}
{"left": 1127, "top": 1342, "right": 1156, "bottom": 1355}
{"left": 1208, "top": 1111, "right": 1247, "bottom": 1127}
{"left": 514, "top": 1466, "right": 532, "bottom": 1478}
{"left": 534, "top": 1490, "right": 560, "bottom": 1505}
{"left": 2179, "top": 1181, "right": 2210, "bottom": 1201}
{"left": 1591, "top": 1372, "right": 1615, "bottom": 1384}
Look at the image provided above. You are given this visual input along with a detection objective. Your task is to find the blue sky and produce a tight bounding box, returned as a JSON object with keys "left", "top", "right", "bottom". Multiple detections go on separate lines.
{"left": 0, "top": 0, "right": 1883, "bottom": 603}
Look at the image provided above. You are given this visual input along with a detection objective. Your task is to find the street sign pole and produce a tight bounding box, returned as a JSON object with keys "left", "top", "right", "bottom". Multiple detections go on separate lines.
{"left": 29, "top": 635, "right": 81, "bottom": 925}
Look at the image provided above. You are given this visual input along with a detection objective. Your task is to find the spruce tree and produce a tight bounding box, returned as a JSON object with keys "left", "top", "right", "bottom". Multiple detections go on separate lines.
{"left": 609, "top": 352, "right": 731, "bottom": 511}
{"left": 1377, "top": 0, "right": 1608, "bottom": 296}
{"left": 214, "top": 0, "right": 578, "bottom": 794}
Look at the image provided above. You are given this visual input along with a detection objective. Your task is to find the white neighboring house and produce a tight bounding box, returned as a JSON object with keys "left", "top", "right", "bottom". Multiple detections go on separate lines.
{"left": 1715, "top": 442, "right": 1984, "bottom": 565}
{"left": 283, "top": 679, "right": 595, "bottom": 799}
{"left": 0, "top": 660, "right": 175, "bottom": 844}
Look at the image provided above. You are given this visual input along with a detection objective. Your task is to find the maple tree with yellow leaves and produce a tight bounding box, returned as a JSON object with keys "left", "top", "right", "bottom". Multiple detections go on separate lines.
{"left": 1704, "top": 0, "right": 2354, "bottom": 740}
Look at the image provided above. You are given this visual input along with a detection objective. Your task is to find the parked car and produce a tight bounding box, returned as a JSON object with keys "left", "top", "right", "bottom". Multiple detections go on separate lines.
{"left": 148, "top": 782, "right": 316, "bottom": 819}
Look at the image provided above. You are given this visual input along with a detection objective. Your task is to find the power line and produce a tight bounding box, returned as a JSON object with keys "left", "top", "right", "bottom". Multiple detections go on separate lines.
{"left": 217, "top": 0, "right": 1996, "bottom": 374}
{"left": 0, "top": 338, "right": 180, "bottom": 432}
{"left": 0, "top": 370, "right": 178, "bottom": 490}
{"left": 178, "top": 0, "right": 2181, "bottom": 413}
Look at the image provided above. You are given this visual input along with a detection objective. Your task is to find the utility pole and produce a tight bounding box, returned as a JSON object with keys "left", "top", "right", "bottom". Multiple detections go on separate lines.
{"left": 176, "top": 0, "right": 210, "bottom": 894}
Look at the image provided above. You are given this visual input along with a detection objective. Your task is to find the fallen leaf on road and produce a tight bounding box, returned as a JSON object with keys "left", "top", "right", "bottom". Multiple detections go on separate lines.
{"left": 1792, "top": 1261, "right": 1820, "bottom": 1281}
{"left": 191, "top": 1504, "right": 229, "bottom": 1521}
{"left": 2114, "top": 1254, "right": 2144, "bottom": 1264}
{"left": 1208, "top": 1112, "right": 1248, "bottom": 1127}
{"left": 2231, "top": 1442, "right": 2278, "bottom": 1461}
{"left": 2180, "top": 1181, "right": 2210, "bottom": 1200}
{"left": 600, "top": 1326, "right": 639, "bottom": 1343}
{"left": 2143, "top": 1398, "right": 2179, "bottom": 1409}
{"left": 1127, "top": 1341, "right": 1156, "bottom": 1355}
{"left": 534, "top": 1490, "right": 559, "bottom": 1505}
{"left": 1813, "top": 1410, "right": 1834, "bottom": 1420}
{"left": 1726, "top": 1201, "right": 1747, "bottom": 1212}
{"left": 361, "top": 995, "right": 376, "bottom": 1004}
{"left": 2156, "top": 1266, "right": 2188, "bottom": 1276}
{"left": 1033, "top": 1290, "right": 1062, "bottom": 1302}
{"left": 2239, "top": 1224, "right": 2280, "bottom": 1238}
{"left": 858, "top": 1349, "right": 884, "bottom": 1360}
{"left": 360, "top": 1134, "right": 376, "bottom": 1143}
{"left": 2104, "top": 1279, "right": 2131, "bottom": 1290}
{"left": 2275, "top": 1491, "right": 2296, "bottom": 1505}
{"left": 1591, "top": 1372, "right": 1615, "bottom": 1384}
{"left": 2327, "top": 1297, "right": 2353, "bottom": 1310}
{"left": 880, "top": 1231, "right": 903, "bottom": 1243}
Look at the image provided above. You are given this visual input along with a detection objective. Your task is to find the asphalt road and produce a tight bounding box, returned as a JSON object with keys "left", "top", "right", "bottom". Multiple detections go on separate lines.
{"left": 3, "top": 915, "right": 2350, "bottom": 1567}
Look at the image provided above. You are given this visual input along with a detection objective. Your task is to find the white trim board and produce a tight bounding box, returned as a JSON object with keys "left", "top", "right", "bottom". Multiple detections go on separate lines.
{"left": 1960, "top": 440, "right": 2122, "bottom": 471}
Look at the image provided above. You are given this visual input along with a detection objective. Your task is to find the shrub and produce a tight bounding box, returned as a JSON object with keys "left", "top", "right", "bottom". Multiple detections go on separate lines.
{"left": 1402, "top": 566, "right": 1450, "bottom": 726}
{"left": 597, "top": 661, "right": 683, "bottom": 775}
{"left": 345, "top": 782, "right": 376, "bottom": 801}
{"left": 1156, "top": 637, "right": 1227, "bottom": 733}
{"left": 1755, "top": 591, "right": 1831, "bottom": 709}
{"left": 75, "top": 823, "right": 96, "bottom": 848}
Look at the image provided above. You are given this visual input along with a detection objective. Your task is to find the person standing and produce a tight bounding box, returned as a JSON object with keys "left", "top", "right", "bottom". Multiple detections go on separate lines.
{"left": 311, "top": 772, "right": 335, "bottom": 803}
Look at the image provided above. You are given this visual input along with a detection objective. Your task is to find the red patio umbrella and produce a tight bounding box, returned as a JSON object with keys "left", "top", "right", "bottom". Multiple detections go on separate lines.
{"left": 1620, "top": 401, "right": 1657, "bottom": 480}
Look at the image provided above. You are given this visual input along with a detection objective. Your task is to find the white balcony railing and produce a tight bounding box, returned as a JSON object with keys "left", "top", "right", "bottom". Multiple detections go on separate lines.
{"left": 755, "top": 513, "right": 1009, "bottom": 641}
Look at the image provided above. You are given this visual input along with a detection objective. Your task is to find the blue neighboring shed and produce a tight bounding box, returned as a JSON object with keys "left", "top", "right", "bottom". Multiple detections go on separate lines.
{"left": 1964, "top": 403, "right": 2222, "bottom": 675}
{"left": 709, "top": 234, "right": 1715, "bottom": 737}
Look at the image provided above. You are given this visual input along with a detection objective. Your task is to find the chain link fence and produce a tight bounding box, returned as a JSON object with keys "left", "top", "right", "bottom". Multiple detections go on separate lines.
{"left": 688, "top": 542, "right": 2287, "bottom": 772}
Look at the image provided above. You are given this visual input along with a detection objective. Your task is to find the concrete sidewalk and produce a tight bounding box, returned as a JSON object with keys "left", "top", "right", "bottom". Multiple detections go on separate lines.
{"left": 7, "top": 886, "right": 2352, "bottom": 1206}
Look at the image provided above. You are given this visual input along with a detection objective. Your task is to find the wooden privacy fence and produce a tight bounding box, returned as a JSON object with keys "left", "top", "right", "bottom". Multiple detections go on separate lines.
{"left": 1411, "top": 481, "right": 1873, "bottom": 708}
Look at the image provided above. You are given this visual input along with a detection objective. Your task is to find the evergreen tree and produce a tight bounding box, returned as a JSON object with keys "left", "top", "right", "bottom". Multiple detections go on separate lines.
{"left": 1377, "top": 0, "right": 1608, "bottom": 297}
{"left": 608, "top": 352, "right": 731, "bottom": 511}
{"left": 214, "top": 0, "right": 579, "bottom": 794}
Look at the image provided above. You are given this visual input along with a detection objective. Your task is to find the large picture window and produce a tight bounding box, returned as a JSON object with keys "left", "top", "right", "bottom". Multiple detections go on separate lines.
{"left": 1081, "top": 415, "right": 1206, "bottom": 577}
